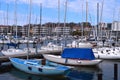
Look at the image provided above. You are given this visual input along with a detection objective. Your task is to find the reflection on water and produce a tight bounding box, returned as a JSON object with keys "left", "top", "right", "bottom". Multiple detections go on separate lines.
{"left": 0, "top": 63, "right": 12, "bottom": 74}
{"left": 0, "top": 63, "right": 68, "bottom": 80}
{"left": 66, "top": 66, "right": 101, "bottom": 80}
{"left": 10, "top": 68, "right": 51, "bottom": 80}
{"left": 0, "top": 60, "right": 120, "bottom": 80}
{"left": 73, "top": 66, "right": 101, "bottom": 73}
{"left": 67, "top": 70, "right": 94, "bottom": 80}
{"left": 9, "top": 68, "right": 69, "bottom": 80}
{"left": 0, "top": 64, "right": 102, "bottom": 80}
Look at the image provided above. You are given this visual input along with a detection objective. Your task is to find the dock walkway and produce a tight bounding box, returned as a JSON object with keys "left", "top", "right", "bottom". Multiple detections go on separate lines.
{"left": 0, "top": 50, "right": 62, "bottom": 65}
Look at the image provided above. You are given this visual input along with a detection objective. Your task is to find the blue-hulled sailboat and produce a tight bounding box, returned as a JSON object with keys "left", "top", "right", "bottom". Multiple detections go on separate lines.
{"left": 9, "top": 58, "right": 71, "bottom": 75}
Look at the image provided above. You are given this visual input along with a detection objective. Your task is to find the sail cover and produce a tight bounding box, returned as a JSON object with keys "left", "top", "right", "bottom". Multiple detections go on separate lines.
{"left": 6, "top": 42, "right": 18, "bottom": 47}
{"left": 61, "top": 48, "right": 95, "bottom": 60}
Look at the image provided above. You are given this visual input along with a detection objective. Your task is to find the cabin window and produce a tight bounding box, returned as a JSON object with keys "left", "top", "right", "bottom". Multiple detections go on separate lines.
{"left": 38, "top": 68, "right": 42, "bottom": 72}
{"left": 98, "top": 55, "right": 100, "bottom": 59}
{"left": 28, "top": 66, "right": 32, "bottom": 71}
{"left": 101, "top": 51, "right": 103, "bottom": 53}
{"left": 106, "top": 50, "right": 108, "bottom": 52}
{"left": 9, "top": 50, "right": 12, "bottom": 52}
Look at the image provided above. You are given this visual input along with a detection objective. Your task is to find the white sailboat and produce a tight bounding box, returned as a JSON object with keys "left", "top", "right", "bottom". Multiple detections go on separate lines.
{"left": 41, "top": 42, "right": 63, "bottom": 51}
{"left": 67, "top": 1, "right": 93, "bottom": 48}
{"left": 43, "top": 48, "right": 102, "bottom": 66}
{"left": 1, "top": 0, "right": 23, "bottom": 56}
{"left": 1, "top": 48, "right": 25, "bottom": 56}
{"left": 93, "top": 47, "right": 120, "bottom": 59}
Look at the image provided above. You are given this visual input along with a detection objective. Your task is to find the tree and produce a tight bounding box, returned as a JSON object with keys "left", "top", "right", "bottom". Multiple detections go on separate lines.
{"left": 81, "top": 22, "right": 91, "bottom": 27}
{"left": 71, "top": 30, "right": 81, "bottom": 36}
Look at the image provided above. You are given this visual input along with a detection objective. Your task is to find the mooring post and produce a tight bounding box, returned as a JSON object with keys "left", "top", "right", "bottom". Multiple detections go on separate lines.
{"left": 8, "top": 45, "right": 9, "bottom": 49}
{"left": 33, "top": 41, "right": 36, "bottom": 48}
{"left": 17, "top": 41, "right": 20, "bottom": 48}
{"left": 0, "top": 46, "right": 3, "bottom": 52}
{"left": 0, "top": 61, "right": 1, "bottom": 66}
{"left": 97, "top": 72, "right": 102, "bottom": 80}
{"left": 35, "top": 43, "right": 38, "bottom": 55}
{"left": 114, "top": 64, "right": 118, "bottom": 80}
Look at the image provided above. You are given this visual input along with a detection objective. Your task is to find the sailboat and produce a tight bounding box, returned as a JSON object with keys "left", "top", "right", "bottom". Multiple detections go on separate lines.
{"left": 78, "top": 1, "right": 93, "bottom": 48}
{"left": 1, "top": 0, "right": 26, "bottom": 56}
{"left": 43, "top": 48, "right": 102, "bottom": 66}
{"left": 93, "top": 47, "right": 120, "bottom": 59}
{"left": 92, "top": 1, "right": 120, "bottom": 59}
{"left": 9, "top": 58, "right": 71, "bottom": 75}
{"left": 66, "top": 1, "right": 93, "bottom": 48}
{"left": 9, "top": 0, "right": 71, "bottom": 75}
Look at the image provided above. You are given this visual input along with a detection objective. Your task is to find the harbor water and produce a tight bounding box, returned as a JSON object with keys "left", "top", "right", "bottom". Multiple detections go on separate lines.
{"left": 0, "top": 60, "right": 120, "bottom": 80}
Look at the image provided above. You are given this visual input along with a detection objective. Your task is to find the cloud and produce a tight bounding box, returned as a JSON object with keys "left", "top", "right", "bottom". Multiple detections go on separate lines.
{"left": 67, "top": 0, "right": 120, "bottom": 23}
{"left": 0, "top": 10, "right": 5, "bottom": 14}
{"left": 1, "top": 0, "right": 120, "bottom": 25}
{"left": 4, "top": 0, "right": 65, "bottom": 8}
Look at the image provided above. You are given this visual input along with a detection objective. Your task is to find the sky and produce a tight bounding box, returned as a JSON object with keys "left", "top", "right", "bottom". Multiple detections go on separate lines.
{"left": 0, "top": 0, "right": 120, "bottom": 26}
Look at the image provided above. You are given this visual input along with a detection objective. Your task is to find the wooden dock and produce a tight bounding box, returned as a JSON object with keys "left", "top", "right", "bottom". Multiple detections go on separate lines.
{"left": 0, "top": 50, "right": 62, "bottom": 65}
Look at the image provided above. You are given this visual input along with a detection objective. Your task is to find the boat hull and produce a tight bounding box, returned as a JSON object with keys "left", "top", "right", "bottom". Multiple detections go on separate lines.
{"left": 9, "top": 58, "right": 70, "bottom": 75}
{"left": 1, "top": 49, "right": 25, "bottom": 56}
{"left": 43, "top": 54, "right": 102, "bottom": 66}
{"left": 93, "top": 47, "right": 120, "bottom": 59}
{"left": 94, "top": 53, "right": 120, "bottom": 59}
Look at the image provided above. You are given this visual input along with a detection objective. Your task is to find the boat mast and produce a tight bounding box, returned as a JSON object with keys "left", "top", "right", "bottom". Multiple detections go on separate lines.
{"left": 6, "top": 3, "right": 9, "bottom": 34}
{"left": 14, "top": 0, "right": 18, "bottom": 39}
{"left": 89, "top": 13, "right": 94, "bottom": 37}
{"left": 85, "top": 0, "right": 88, "bottom": 38}
{"left": 3, "top": 10, "right": 6, "bottom": 35}
{"left": 27, "top": 0, "right": 32, "bottom": 60}
{"left": 81, "top": 3, "right": 83, "bottom": 42}
{"left": 28, "top": 0, "right": 32, "bottom": 39}
{"left": 0, "top": 2, "right": 2, "bottom": 25}
{"left": 58, "top": 0, "right": 60, "bottom": 27}
{"left": 63, "top": 0, "right": 67, "bottom": 47}
{"left": 115, "top": 9, "right": 120, "bottom": 45}
{"left": 96, "top": 3, "right": 99, "bottom": 41}
{"left": 100, "top": 0, "right": 104, "bottom": 40}
{"left": 109, "top": 6, "right": 115, "bottom": 47}
{"left": 55, "top": 0, "right": 60, "bottom": 44}
{"left": 57, "top": 0, "right": 60, "bottom": 37}
{"left": 39, "top": 3, "right": 42, "bottom": 37}
{"left": 86, "top": 1, "right": 88, "bottom": 27}
{"left": 63, "top": 0, "right": 67, "bottom": 36}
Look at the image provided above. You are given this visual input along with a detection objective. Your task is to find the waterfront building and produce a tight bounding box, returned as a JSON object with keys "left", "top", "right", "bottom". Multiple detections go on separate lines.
{"left": 0, "top": 21, "right": 119, "bottom": 40}
{"left": 12, "top": 25, "right": 22, "bottom": 37}
{"left": 32, "top": 25, "right": 40, "bottom": 36}
{"left": 40, "top": 25, "right": 48, "bottom": 36}
{"left": 0, "top": 25, "right": 9, "bottom": 35}
{"left": 98, "top": 22, "right": 108, "bottom": 38}
{"left": 111, "top": 21, "right": 120, "bottom": 39}
{"left": 112, "top": 21, "right": 120, "bottom": 31}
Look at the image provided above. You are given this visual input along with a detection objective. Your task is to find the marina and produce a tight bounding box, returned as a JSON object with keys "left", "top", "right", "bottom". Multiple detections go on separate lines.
{"left": 0, "top": 41, "right": 119, "bottom": 80}
{"left": 0, "top": 0, "right": 120, "bottom": 80}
